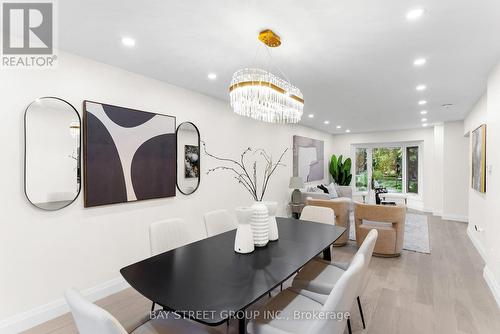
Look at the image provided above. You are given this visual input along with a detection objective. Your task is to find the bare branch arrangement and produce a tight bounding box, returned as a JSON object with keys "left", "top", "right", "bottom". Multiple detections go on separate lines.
{"left": 202, "top": 142, "right": 288, "bottom": 201}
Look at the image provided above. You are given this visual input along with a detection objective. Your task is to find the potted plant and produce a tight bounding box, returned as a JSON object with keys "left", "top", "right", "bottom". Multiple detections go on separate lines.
{"left": 329, "top": 154, "right": 352, "bottom": 186}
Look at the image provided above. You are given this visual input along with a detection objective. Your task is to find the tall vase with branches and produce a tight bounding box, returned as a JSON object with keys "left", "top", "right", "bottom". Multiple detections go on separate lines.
{"left": 202, "top": 142, "right": 287, "bottom": 246}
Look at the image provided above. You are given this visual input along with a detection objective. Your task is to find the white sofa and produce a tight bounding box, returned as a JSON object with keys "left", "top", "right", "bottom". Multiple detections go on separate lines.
{"left": 300, "top": 185, "right": 353, "bottom": 202}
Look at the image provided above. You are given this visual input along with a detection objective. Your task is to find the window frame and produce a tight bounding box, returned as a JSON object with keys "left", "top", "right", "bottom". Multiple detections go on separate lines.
{"left": 351, "top": 141, "right": 423, "bottom": 199}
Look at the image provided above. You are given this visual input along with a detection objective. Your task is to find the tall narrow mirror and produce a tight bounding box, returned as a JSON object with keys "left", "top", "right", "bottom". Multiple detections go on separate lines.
{"left": 25, "top": 97, "right": 81, "bottom": 210}
{"left": 177, "top": 122, "right": 200, "bottom": 195}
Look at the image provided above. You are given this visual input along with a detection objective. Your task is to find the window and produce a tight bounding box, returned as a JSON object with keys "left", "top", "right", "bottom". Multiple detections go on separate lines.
{"left": 352, "top": 143, "right": 420, "bottom": 195}
{"left": 372, "top": 147, "right": 403, "bottom": 192}
{"left": 406, "top": 146, "right": 418, "bottom": 193}
{"left": 355, "top": 148, "right": 368, "bottom": 191}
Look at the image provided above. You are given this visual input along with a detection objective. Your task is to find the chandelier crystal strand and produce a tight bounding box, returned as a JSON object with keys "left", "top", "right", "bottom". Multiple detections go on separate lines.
{"left": 229, "top": 68, "right": 304, "bottom": 124}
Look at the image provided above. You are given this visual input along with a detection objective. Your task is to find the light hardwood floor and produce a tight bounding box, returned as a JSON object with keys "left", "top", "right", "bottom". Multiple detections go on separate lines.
{"left": 22, "top": 214, "right": 500, "bottom": 334}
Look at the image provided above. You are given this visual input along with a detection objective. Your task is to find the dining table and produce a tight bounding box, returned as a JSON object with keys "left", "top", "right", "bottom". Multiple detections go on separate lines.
{"left": 120, "top": 217, "right": 346, "bottom": 334}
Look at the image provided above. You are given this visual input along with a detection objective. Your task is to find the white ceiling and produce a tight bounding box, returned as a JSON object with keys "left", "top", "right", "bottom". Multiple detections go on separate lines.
{"left": 58, "top": 0, "right": 500, "bottom": 134}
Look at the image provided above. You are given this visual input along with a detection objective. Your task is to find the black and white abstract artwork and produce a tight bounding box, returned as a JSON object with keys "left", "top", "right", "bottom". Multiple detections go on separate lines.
{"left": 293, "top": 135, "right": 324, "bottom": 182}
{"left": 83, "top": 101, "right": 176, "bottom": 207}
{"left": 184, "top": 145, "right": 200, "bottom": 178}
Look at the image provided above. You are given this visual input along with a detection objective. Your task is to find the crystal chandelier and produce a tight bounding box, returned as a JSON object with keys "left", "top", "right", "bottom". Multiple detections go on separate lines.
{"left": 229, "top": 30, "right": 304, "bottom": 124}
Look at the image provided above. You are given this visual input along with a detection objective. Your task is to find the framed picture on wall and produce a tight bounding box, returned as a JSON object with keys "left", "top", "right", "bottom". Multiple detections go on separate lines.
{"left": 184, "top": 144, "right": 200, "bottom": 178}
{"left": 292, "top": 135, "right": 324, "bottom": 182}
{"left": 83, "top": 101, "right": 176, "bottom": 207}
{"left": 471, "top": 124, "right": 486, "bottom": 193}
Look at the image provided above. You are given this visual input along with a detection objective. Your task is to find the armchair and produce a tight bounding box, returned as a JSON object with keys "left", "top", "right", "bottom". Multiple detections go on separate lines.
{"left": 306, "top": 198, "right": 350, "bottom": 246}
{"left": 354, "top": 202, "right": 406, "bottom": 257}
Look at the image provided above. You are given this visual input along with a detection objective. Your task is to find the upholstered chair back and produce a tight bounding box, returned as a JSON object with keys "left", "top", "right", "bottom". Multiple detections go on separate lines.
{"left": 203, "top": 209, "right": 236, "bottom": 237}
{"left": 300, "top": 205, "right": 335, "bottom": 225}
{"left": 309, "top": 254, "right": 365, "bottom": 334}
{"left": 65, "top": 288, "right": 128, "bottom": 334}
{"left": 149, "top": 218, "right": 193, "bottom": 256}
{"left": 306, "top": 198, "right": 351, "bottom": 245}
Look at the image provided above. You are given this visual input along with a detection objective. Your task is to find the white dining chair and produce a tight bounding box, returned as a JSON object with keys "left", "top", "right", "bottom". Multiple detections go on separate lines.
{"left": 203, "top": 209, "right": 236, "bottom": 237}
{"left": 64, "top": 288, "right": 218, "bottom": 334}
{"left": 292, "top": 229, "right": 378, "bottom": 330}
{"left": 149, "top": 218, "right": 195, "bottom": 312}
{"left": 149, "top": 218, "right": 193, "bottom": 256}
{"left": 300, "top": 205, "right": 335, "bottom": 225}
{"left": 247, "top": 254, "right": 365, "bottom": 334}
{"left": 300, "top": 205, "right": 336, "bottom": 262}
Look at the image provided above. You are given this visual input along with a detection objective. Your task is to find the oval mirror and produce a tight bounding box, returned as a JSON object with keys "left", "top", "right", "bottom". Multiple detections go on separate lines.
{"left": 176, "top": 122, "right": 200, "bottom": 195}
{"left": 24, "top": 97, "right": 81, "bottom": 210}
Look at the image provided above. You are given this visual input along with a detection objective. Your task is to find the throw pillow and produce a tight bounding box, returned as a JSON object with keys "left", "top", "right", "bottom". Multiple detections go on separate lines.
{"left": 334, "top": 183, "right": 342, "bottom": 197}
{"left": 326, "top": 182, "right": 338, "bottom": 198}
{"left": 317, "top": 184, "right": 329, "bottom": 194}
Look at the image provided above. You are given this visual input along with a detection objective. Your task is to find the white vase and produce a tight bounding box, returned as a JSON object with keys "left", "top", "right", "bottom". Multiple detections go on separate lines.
{"left": 250, "top": 201, "right": 269, "bottom": 247}
{"left": 234, "top": 207, "right": 255, "bottom": 254}
{"left": 263, "top": 201, "right": 279, "bottom": 241}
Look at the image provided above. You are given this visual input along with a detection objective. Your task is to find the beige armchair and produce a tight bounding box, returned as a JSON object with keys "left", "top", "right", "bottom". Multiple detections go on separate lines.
{"left": 354, "top": 202, "right": 406, "bottom": 257}
{"left": 306, "top": 198, "right": 351, "bottom": 246}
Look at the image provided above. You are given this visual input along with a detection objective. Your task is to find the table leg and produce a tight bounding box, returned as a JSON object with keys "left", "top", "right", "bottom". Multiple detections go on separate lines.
{"left": 239, "top": 316, "right": 246, "bottom": 334}
{"left": 323, "top": 246, "right": 331, "bottom": 261}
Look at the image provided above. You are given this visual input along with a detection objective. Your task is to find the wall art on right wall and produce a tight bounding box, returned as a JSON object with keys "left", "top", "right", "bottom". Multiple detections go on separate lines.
{"left": 471, "top": 124, "right": 486, "bottom": 193}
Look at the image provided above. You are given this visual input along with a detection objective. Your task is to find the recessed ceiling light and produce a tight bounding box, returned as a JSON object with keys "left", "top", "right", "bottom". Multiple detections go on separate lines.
{"left": 407, "top": 8, "right": 425, "bottom": 21}
{"left": 336, "top": 125, "right": 342, "bottom": 129}
{"left": 207, "top": 73, "right": 217, "bottom": 80}
{"left": 324, "top": 120, "right": 330, "bottom": 125}
{"left": 418, "top": 100, "right": 427, "bottom": 105}
{"left": 421, "top": 118, "right": 428, "bottom": 122}
{"left": 121, "top": 36, "right": 136, "bottom": 47}
{"left": 420, "top": 110, "right": 428, "bottom": 115}
{"left": 345, "top": 129, "right": 351, "bottom": 133}
{"left": 416, "top": 84, "right": 427, "bottom": 91}
{"left": 413, "top": 58, "right": 427, "bottom": 66}
{"left": 422, "top": 123, "right": 428, "bottom": 127}
{"left": 308, "top": 114, "right": 314, "bottom": 118}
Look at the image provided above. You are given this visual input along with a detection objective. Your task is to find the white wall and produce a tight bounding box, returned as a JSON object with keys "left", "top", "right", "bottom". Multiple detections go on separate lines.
{"left": 0, "top": 51, "right": 335, "bottom": 329}
{"left": 484, "top": 63, "right": 500, "bottom": 305}
{"left": 464, "top": 62, "right": 500, "bottom": 307}
{"left": 465, "top": 94, "right": 488, "bottom": 258}
{"left": 330, "top": 123, "right": 469, "bottom": 219}
{"left": 442, "top": 121, "right": 469, "bottom": 221}
{"left": 331, "top": 128, "right": 436, "bottom": 211}
{"left": 433, "top": 125, "right": 444, "bottom": 215}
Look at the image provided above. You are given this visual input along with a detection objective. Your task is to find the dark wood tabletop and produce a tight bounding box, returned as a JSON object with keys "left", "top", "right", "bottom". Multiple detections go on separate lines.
{"left": 120, "top": 217, "right": 346, "bottom": 332}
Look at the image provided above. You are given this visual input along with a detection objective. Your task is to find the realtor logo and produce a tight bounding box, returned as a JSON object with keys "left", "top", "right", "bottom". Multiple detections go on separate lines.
{"left": 1, "top": 1, "right": 56, "bottom": 68}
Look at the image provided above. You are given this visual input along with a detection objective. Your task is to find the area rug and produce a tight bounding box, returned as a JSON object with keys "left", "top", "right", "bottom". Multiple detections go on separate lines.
{"left": 348, "top": 212, "right": 431, "bottom": 254}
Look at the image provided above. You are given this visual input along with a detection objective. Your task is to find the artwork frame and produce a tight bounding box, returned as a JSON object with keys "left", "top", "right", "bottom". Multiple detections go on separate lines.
{"left": 184, "top": 144, "right": 200, "bottom": 179}
{"left": 83, "top": 101, "right": 177, "bottom": 207}
{"left": 471, "top": 124, "right": 486, "bottom": 193}
{"left": 293, "top": 135, "right": 324, "bottom": 182}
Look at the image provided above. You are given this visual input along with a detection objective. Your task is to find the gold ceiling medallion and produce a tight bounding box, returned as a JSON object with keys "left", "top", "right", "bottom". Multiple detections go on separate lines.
{"left": 258, "top": 29, "right": 281, "bottom": 47}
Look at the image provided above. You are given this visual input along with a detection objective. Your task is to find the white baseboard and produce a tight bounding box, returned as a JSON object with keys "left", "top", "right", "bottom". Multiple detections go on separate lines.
{"left": 421, "top": 207, "right": 434, "bottom": 214}
{"left": 467, "top": 227, "right": 487, "bottom": 262}
{"left": 483, "top": 266, "right": 500, "bottom": 309}
{"left": 466, "top": 229, "right": 500, "bottom": 309}
{"left": 433, "top": 210, "right": 443, "bottom": 217}
{"left": 0, "top": 277, "right": 129, "bottom": 334}
{"left": 441, "top": 213, "right": 468, "bottom": 223}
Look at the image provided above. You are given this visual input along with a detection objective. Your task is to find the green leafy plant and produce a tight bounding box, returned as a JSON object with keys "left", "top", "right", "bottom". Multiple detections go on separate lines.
{"left": 329, "top": 154, "right": 353, "bottom": 186}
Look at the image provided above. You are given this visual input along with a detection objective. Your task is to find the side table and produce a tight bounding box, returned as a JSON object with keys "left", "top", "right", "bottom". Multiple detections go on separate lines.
{"left": 289, "top": 203, "right": 305, "bottom": 219}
